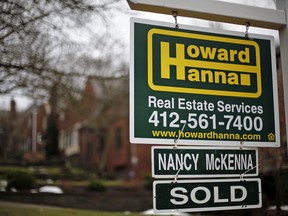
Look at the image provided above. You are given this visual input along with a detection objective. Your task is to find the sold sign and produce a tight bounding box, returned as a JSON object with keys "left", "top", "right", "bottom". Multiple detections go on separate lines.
{"left": 153, "top": 178, "right": 262, "bottom": 213}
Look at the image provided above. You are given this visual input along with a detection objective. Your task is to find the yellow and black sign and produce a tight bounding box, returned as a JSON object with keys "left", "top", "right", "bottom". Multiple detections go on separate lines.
{"left": 130, "top": 18, "right": 280, "bottom": 147}
{"left": 147, "top": 29, "right": 261, "bottom": 98}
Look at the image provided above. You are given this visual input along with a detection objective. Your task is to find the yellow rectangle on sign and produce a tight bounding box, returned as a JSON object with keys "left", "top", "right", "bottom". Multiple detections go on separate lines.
{"left": 147, "top": 29, "right": 262, "bottom": 98}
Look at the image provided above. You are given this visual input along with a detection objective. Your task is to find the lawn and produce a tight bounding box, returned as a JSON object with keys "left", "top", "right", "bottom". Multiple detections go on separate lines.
{"left": 0, "top": 206, "right": 144, "bottom": 216}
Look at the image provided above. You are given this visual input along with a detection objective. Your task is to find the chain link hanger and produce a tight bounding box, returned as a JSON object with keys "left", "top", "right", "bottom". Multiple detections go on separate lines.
{"left": 245, "top": 22, "right": 253, "bottom": 40}
{"left": 172, "top": 11, "right": 179, "bottom": 29}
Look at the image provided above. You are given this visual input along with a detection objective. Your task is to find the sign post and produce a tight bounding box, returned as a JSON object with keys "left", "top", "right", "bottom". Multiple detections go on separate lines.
{"left": 127, "top": 0, "right": 286, "bottom": 29}
{"left": 277, "top": 0, "right": 288, "bottom": 157}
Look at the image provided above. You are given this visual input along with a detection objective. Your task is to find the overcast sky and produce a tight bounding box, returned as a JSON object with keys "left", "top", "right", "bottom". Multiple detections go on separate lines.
{"left": 0, "top": 0, "right": 278, "bottom": 111}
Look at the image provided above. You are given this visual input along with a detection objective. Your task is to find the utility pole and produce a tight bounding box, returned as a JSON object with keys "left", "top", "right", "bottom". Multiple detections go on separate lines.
{"left": 32, "top": 108, "right": 37, "bottom": 152}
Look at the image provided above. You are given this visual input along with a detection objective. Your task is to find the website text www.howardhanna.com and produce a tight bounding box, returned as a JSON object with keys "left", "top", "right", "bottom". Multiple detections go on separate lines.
{"left": 151, "top": 130, "right": 261, "bottom": 141}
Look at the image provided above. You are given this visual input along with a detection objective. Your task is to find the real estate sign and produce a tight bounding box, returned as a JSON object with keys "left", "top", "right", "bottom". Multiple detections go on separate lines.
{"left": 152, "top": 146, "right": 258, "bottom": 178}
{"left": 153, "top": 178, "right": 262, "bottom": 213}
{"left": 130, "top": 18, "right": 280, "bottom": 147}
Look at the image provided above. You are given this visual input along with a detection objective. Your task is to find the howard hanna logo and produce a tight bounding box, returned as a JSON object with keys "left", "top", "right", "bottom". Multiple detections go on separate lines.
{"left": 147, "top": 28, "right": 262, "bottom": 98}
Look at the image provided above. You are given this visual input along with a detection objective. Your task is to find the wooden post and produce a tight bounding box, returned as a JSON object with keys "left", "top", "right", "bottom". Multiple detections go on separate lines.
{"left": 277, "top": 0, "right": 288, "bottom": 151}
{"left": 127, "top": 0, "right": 286, "bottom": 29}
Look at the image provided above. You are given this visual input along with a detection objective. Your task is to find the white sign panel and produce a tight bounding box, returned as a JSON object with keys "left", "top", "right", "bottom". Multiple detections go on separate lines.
{"left": 152, "top": 146, "right": 258, "bottom": 178}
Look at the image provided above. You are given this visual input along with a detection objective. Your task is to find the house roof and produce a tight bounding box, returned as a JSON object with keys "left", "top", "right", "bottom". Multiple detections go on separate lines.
{"left": 59, "top": 75, "right": 129, "bottom": 130}
{"left": 89, "top": 76, "right": 129, "bottom": 100}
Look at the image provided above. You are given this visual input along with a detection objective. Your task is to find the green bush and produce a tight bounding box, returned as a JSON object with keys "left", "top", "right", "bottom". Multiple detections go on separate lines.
{"left": 87, "top": 180, "right": 107, "bottom": 192}
{"left": 144, "top": 175, "right": 154, "bottom": 190}
{"left": 6, "top": 171, "right": 35, "bottom": 190}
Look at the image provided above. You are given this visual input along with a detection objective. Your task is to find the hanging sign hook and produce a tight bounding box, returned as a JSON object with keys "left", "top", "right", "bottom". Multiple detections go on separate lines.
{"left": 240, "top": 163, "right": 260, "bottom": 181}
{"left": 240, "top": 141, "right": 244, "bottom": 149}
{"left": 174, "top": 122, "right": 186, "bottom": 148}
{"left": 172, "top": 11, "right": 179, "bottom": 29}
{"left": 173, "top": 162, "right": 183, "bottom": 183}
{"left": 245, "top": 22, "right": 253, "bottom": 40}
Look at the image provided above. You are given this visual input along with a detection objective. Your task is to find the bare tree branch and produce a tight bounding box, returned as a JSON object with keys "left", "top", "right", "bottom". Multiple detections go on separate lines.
{"left": 0, "top": 0, "right": 124, "bottom": 105}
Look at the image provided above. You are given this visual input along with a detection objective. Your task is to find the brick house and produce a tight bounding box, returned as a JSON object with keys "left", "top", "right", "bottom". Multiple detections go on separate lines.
{"left": 58, "top": 76, "right": 151, "bottom": 180}
{"left": 0, "top": 99, "right": 49, "bottom": 164}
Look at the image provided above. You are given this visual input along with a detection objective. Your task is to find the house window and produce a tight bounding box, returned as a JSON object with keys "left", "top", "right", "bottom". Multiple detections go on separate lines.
{"left": 66, "top": 132, "right": 72, "bottom": 148}
{"left": 86, "top": 141, "right": 92, "bottom": 161}
{"left": 98, "top": 128, "right": 106, "bottom": 154}
{"left": 115, "top": 165, "right": 127, "bottom": 179}
{"left": 37, "top": 133, "right": 42, "bottom": 144}
{"left": 114, "top": 128, "right": 122, "bottom": 150}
